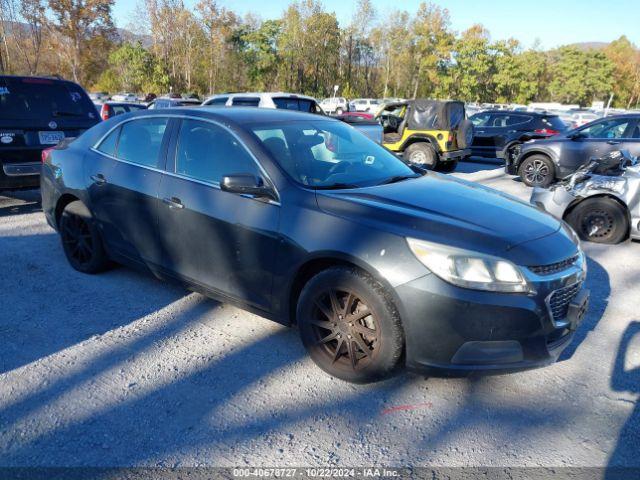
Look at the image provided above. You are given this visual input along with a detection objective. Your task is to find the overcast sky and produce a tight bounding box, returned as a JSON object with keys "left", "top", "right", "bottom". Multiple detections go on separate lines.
{"left": 113, "top": 0, "right": 640, "bottom": 50}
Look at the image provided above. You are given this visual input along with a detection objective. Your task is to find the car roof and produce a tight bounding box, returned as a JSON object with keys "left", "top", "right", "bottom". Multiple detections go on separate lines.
{"left": 0, "top": 74, "right": 79, "bottom": 87}
{"left": 129, "top": 106, "right": 338, "bottom": 126}
{"left": 204, "top": 92, "right": 317, "bottom": 102}
{"left": 474, "top": 109, "right": 557, "bottom": 117}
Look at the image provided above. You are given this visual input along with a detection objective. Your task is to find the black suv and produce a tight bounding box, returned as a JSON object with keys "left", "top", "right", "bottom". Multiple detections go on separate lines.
{"left": 0, "top": 75, "right": 99, "bottom": 190}
{"left": 470, "top": 110, "right": 567, "bottom": 159}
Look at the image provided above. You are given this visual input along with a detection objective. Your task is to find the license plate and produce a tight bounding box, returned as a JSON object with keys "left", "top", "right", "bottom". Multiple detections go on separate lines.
{"left": 567, "top": 289, "right": 589, "bottom": 330}
{"left": 38, "top": 131, "right": 64, "bottom": 145}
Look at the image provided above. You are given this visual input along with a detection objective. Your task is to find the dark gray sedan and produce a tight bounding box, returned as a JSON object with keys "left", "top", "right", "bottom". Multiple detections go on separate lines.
{"left": 507, "top": 114, "right": 640, "bottom": 187}
{"left": 41, "top": 108, "right": 588, "bottom": 383}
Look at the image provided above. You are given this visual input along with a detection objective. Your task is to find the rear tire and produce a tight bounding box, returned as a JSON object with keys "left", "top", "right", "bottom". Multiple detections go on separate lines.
{"left": 336, "top": 108, "right": 344, "bottom": 115}
{"left": 518, "top": 154, "right": 555, "bottom": 187}
{"left": 435, "top": 160, "right": 458, "bottom": 173}
{"left": 565, "top": 197, "right": 629, "bottom": 244}
{"left": 405, "top": 142, "right": 438, "bottom": 170}
{"left": 297, "top": 267, "right": 404, "bottom": 383}
{"left": 59, "top": 201, "right": 110, "bottom": 273}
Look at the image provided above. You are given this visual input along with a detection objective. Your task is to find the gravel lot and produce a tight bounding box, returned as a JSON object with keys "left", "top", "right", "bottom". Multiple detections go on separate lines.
{"left": 0, "top": 161, "right": 638, "bottom": 468}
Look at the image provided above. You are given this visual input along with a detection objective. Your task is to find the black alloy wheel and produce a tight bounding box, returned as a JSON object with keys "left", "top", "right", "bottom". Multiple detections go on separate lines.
{"left": 59, "top": 201, "right": 109, "bottom": 273}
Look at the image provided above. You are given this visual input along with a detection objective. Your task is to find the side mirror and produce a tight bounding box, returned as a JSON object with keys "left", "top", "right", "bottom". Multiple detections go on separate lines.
{"left": 568, "top": 132, "right": 584, "bottom": 140}
{"left": 221, "top": 174, "right": 276, "bottom": 200}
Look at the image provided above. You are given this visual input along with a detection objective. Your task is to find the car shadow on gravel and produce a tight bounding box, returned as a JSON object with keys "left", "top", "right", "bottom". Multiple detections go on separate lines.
{"left": 559, "top": 255, "right": 610, "bottom": 362}
{"left": 607, "top": 321, "right": 640, "bottom": 473}
{"left": 0, "top": 313, "right": 312, "bottom": 466}
{"left": 0, "top": 189, "right": 42, "bottom": 217}
{"left": 0, "top": 230, "right": 189, "bottom": 375}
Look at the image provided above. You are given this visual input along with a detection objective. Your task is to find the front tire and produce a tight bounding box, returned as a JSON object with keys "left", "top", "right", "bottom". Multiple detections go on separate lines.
{"left": 518, "top": 154, "right": 555, "bottom": 187}
{"left": 405, "top": 142, "right": 438, "bottom": 170}
{"left": 565, "top": 197, "right": 629, "bottom": 244}
{"left": 297, "top": 267, "right": 404, "bottom": 383}
{"left": 59, "top": 200, "right": 109, "bottom": 273}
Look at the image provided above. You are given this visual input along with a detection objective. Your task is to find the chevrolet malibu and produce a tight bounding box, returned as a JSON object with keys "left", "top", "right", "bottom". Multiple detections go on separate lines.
{"left": 41, "top": 108, "right": 589, "bottom": 383}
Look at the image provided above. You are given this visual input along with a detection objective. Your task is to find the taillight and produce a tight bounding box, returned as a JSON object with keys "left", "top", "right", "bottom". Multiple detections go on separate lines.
{"left": 534, "top": 128, "right": 559, "bottom": 135}
{"left": 447, "top": 132, "right": 454, "bottom": 142}
{"left": 100, "top": 104, "right": 109, "bottom": 120}
{"left": 41, "top": 147, "right": 54, "bottom": 163}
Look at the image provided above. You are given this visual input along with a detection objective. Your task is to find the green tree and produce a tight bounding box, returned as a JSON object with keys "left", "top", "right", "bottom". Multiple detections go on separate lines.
{"left": 47, "top": 0, "right": 116, "bottom": 83}
{"left": 549, "top": 46, "right": 613, "bottom": 106}
{"left": 97, "top": 41, "right": 168, "bottom": 93}
{"left": 604, "top": 36, "right": 640, "bottom": 108}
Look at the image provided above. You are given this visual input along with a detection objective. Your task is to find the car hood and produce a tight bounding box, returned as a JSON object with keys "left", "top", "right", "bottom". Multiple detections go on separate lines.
{"left": 316, "top": 173, "right": 577, "bottom": 265}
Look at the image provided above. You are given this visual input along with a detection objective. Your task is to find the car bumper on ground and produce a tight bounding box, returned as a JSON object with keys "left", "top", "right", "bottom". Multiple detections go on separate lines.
{"left": 441, "top": 148, "right": 472, "bottom": 161}
{"left": 394, "top": 262, "right": 589, "bottom": 376}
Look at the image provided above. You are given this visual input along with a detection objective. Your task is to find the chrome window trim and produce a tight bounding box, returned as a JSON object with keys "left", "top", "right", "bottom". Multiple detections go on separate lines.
{"left": 90, "top": 114, "right": 281, "bottom": 206}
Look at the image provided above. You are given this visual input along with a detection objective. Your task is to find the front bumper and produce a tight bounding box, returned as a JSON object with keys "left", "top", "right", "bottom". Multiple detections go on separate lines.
{"left": 395, "top": 257, "right": 588, "bottom": 376}
{"left": 441, "top": 148, "right": 471, "bottom": 160}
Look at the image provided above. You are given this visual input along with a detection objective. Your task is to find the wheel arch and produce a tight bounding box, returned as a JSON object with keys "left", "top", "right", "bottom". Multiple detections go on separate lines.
{"left": 286, "top": 253, "right": 406, "bottom": 328}
{"left": 54, "top": 193, "right": 81, "bottom": 228}
{"left": 400, "top": 134, "right": 439, "bottom": 153}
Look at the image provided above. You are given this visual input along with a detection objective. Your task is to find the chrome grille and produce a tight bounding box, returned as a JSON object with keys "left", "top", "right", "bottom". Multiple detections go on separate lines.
{"left": 548, "top": 282, "right": 582, "bottom": 321}
{"left": 528, "top": 254, "right": 579, "bottom": 276}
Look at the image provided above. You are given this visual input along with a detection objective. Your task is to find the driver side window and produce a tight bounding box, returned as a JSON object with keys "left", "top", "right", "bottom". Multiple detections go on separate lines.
{"left": 579, "top": 118, "right": 631, "bottom": 139}
{"left": 174, "top": 119, "right": 259, "bottom": 184}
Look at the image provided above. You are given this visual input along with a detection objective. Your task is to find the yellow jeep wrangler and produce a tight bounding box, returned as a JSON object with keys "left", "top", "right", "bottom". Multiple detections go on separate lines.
{"left": 377, "top": 100, "right": 473, "bottom": 172}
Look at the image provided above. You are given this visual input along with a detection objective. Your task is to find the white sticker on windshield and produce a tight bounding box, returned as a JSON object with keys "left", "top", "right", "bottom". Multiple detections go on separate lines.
{"left": 365, "top": 155, "right": 375, "bottom": 165}
{"left": 0, "top": 87, "right": 10, "bottom": 95}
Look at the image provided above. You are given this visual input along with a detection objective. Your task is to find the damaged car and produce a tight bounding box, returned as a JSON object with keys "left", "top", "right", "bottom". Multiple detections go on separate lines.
{"left": 530, "top": 150, "right": 640, "bottom": 244}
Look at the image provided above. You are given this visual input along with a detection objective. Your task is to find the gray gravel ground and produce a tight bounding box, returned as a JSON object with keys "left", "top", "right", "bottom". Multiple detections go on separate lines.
{"left": 0, "top": 162, "right": 638, "bottom": 468}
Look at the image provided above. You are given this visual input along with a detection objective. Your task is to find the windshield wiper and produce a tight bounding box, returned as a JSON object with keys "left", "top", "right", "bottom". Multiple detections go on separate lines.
{"left": 314, "top": 183, "right": 361, "bottom": 190}
{"left": 52, "top": 110, "right": 84, "bottom": 117}
{"left": 378, "top": 174, "right": 420, "bottom": 185}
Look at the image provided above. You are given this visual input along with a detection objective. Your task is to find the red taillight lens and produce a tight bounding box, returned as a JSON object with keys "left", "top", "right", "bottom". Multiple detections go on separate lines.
{"left": 41, "top": 147, "right": 54, "bottom": 163}
{"left": 534, "top": 128, "right": 559, "bottom": 135}
{"left": 447, "top": 132, "right": 454, "bottom": 142}
{"left": 100, "top": 104, "right": 109, "bottom": 120}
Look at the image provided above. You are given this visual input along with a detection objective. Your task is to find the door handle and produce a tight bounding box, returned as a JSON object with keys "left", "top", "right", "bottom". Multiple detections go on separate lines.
{"left": 607, "top": 140, "right": 621, "bottom": 145}
{"left": 90, "top": 173, "right": 106, "bottom": 185}
{"left": 162, "top": 197, "right": 184, "bottom": 209}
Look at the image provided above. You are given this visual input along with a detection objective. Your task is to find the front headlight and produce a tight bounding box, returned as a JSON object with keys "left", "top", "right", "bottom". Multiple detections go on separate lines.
{"left": 407, "top": 238, "right": 531, "bottom": 293}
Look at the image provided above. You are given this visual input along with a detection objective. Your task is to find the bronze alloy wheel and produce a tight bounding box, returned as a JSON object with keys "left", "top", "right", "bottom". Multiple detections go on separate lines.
{"left": 310, "top": 288, "right": 379, "bottom": 370}
{"left": 297, "top": 266, "right": 404, "bottom": 383}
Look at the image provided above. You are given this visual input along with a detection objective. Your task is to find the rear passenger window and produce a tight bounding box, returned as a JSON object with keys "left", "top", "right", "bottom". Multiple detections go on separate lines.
{"left": 231, "top": 97, "right": 260, "bottom": 107}
{"left": 208, "top": 97, "right": 228, "bottom": 105}
{"left": 175, "top": 119, "right": 259, "bottom": 184}
{"left": 97, "top": 127, "right": 120, "bottom": 156}
{"left": 117, "top": 118, "right": 168, "bottom": 167}
{"left": 504, "top": 115, "right": 531, "bottom": 126}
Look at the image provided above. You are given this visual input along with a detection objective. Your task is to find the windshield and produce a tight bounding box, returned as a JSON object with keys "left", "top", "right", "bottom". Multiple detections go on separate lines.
{"left": 0, "top": 77, "right": 96, "bottom": 120}
{"left": 251, "top": 120, "right": 416, "bottom": 188}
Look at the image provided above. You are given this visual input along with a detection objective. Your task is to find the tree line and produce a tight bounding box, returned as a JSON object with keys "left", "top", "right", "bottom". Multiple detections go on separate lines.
{"left": 1, "top": 0, "right": 640, "bottom": 108}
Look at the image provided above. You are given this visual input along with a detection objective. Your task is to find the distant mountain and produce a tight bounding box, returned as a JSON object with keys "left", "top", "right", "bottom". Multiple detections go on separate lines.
{"left": 569, "top": 42, "right": 609, "bottom": 51}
